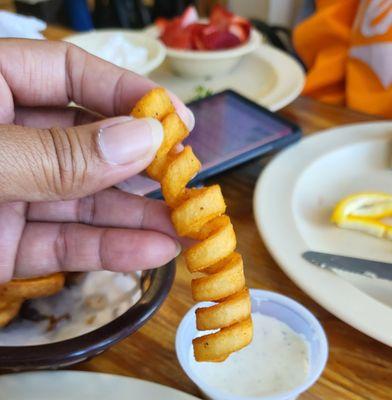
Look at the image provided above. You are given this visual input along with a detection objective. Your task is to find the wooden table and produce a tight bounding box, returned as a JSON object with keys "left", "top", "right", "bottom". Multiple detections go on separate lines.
{"left": 71, "top": 99, "right": 390, "bottom": 400}
{"left": 41, "top": 27, "right": 391, "bottom": 399}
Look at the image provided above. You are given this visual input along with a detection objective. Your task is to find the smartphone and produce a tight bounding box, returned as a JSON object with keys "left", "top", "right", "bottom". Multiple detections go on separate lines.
{"left": 117, "top": 90, "right": 301, "bottom": 197}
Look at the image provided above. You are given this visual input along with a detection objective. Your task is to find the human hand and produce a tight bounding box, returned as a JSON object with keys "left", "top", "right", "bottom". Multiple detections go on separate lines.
{"left": 0, "top": 39, "right": 195, "bottom": 283}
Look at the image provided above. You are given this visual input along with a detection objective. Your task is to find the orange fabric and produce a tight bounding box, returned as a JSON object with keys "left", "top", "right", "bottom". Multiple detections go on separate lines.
{"left": 293, "top": 0, "right": 392, "bottom": 117}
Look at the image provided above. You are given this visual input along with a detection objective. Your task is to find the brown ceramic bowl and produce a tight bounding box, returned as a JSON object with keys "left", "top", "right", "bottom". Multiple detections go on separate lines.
{"left": 0, "top": 262, "right": 175, "bottom": 371}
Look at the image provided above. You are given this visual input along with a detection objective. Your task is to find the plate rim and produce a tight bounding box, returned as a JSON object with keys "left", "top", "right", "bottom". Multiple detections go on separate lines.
{"left": 0, "top": 370, "right": 200, "bottom": 399}
{"left": 150, "top": 43, "right": 305, "bottom": 112}
{"left": 253, "top": 121, "right": 392, "bottom": 347}
{"left": 252, "top": 44, "right": 305, "bottom": 111}
{"left": 63, "top": 29, "right": 166, "bottom": 75}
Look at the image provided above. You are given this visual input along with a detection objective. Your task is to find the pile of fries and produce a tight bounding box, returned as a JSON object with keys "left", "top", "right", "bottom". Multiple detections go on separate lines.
{"left": 132, "top": 88, "right": 253, "bottom": 362}
{"left": 0, "top": 273, "right": 65, "bottom": 328}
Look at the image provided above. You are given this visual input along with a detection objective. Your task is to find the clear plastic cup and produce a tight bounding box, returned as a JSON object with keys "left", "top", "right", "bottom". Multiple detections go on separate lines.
{"left": 176, "top": 289, "right": 328, "bottom": 400}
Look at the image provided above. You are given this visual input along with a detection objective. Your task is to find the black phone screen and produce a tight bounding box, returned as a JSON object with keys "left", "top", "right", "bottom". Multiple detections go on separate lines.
{"left": 117, "top": 90, "right": 301, "bottom": 196}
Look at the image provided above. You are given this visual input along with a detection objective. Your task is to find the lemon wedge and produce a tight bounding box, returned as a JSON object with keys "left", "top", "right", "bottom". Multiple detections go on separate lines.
{"left": 331, "top": 192, "right": 392, "bottom": 241}
{"left": 336, "top": 216, "right": 387, "bottom": 238}
{"left": 332, "top": 192, "right": 392, "bottom": 222}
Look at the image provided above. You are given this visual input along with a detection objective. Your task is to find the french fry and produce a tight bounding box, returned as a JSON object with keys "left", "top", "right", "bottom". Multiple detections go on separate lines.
{"left": 0, "top": 273, "right": 65, "bottom": 327}
{"left": 191, "top": 253, "right": 245, "bottom": 301}
{"left": 193, "top": 317, "right": 253, "bottom": 362}
{"left": 0, "top": 273, "right": 65, "bottom": 300}
{"left": 131, "top": 88, "right": 253, "bottom": 362}
{"left": 171, "top": 185, "right": 226, "bottom": 238}
{"left": 184, "top": 216, "right": 237, "bottom": 272}
{"left": 147, "top": 113, "right": 190, "bottom": 182}
{"left": 0, "top": 299, "right": 23, "bottom": 328}
{"left": 196, "top": 288, "right": 251, "bottom": 330}
{"left": 131, "top": 87, "right": 175, "bottom": 120}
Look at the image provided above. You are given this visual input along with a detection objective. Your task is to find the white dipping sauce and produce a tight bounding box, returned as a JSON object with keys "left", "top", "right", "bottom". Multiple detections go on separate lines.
{"left": 93, "top": 34, "right": 148, "bottom": 70}
{"left": 191, "top": 313, "right": 310, "bottom": 397}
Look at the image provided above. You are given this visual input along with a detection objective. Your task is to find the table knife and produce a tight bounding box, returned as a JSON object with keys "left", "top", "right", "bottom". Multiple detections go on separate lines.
{"left": 302, "top": 251, "right": 392, "bottom": 281}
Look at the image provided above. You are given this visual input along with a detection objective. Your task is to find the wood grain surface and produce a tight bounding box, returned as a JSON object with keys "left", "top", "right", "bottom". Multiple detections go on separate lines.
{"left": 70, "top": 97, "right": 390, "bottom": 399}
{"left": 41, "top": 27, "right": 392, "bottom": 399}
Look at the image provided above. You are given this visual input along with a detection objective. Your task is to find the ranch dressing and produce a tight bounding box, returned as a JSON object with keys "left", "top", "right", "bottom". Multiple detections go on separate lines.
{"left": 190, "top": 313, "right": 310, "bottom": 397}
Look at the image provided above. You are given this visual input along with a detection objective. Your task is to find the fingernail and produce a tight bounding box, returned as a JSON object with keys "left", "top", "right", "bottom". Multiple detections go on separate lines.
{"left": 177, "top": 107, "right": 195, "bottom": 131}
{"left": 186, "top": 108, "right": 195, "bottom": 131}
{"left": 99, "top": 117, "right": 163, "bottom": 165}
{"left": 175, "top": 240, "right": 182, "bottom": 257}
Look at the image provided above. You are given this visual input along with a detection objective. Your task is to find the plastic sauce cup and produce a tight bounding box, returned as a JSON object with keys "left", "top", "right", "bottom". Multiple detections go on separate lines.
{"left": 176, "top": 289, "right": 328, "bottom": 400}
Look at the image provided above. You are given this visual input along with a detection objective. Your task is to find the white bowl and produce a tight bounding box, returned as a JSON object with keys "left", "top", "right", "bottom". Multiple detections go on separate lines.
{"left": 165, "top": 29, "right": 261, "bottom": 78}
{"left": 176, "top": 289, "right": 329, "bottom": 400}
{"left": 64, "top": 29, "right": 166, "bottom": 76}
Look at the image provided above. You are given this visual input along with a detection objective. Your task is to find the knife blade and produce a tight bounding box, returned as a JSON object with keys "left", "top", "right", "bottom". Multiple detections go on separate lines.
{"left": 302, "top": 251, "right": 392, "bottom": 281}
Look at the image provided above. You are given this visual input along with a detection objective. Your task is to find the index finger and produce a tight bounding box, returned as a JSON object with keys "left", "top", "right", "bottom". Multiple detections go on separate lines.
{"left": 0, "top": 39, "right": 194, "bottom": 129}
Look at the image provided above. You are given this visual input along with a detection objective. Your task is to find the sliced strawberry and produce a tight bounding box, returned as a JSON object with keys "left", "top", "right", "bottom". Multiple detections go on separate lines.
{"left": 158, "top": 4, "right": 250, "bottom": 50}
{"left": 162, "top": 30, "right": 193, "bottom": 49}
{"left": 180, "top": 5, "right": 199, "bottom": 27}
{"left": 155, "top": 17, "right": 169, "bottom": 32}
{"left": 161, "top": 18, "right": 193, "bottom": 49}
{"left": 188, "top": 22, "right": 209, "bottom": 50}
{"left": 232, "top": 15, "right": 251, "bottom": 27}
{"left": 232, "top": 18, "right": 251, "bottom": 40}
{"left": 210, "top": 4, "right": 234, "bottom": 27}
{"left": 228, "top": 23, "right": 249, "bottom": 43}
{"left": 199, "top": 30, "right": 241, "bottom": 50}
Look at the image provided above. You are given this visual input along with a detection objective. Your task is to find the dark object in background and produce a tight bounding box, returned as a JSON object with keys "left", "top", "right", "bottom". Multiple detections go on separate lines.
{"left": 130, "top": 90, "right": 301, "bottom": 198}
{"left": 251, "top": 18, "right": 306, "bottom": 70}
{"left": 94, "top": 0, "right": 152, "bottom": 29}
{"left": 152, "top": 0, "right": 195, "bottom": 19}
{"left": 14, "top": 0, "right": 67, "bottom": 25}
{"left": 65, "top": 0, "right": 93, "bottom": 31}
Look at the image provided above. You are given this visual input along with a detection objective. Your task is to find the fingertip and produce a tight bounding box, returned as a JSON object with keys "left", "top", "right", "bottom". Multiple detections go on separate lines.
{"left": 146, "top": 234, "right": 181, "bottom": 268}
{"left": 104, "top": 230, "right": 180, "bottom": 272}
{"left": 174, "top": 240, "right": 182, "bottom": 257}
{"left": 169, "top": 93, "right": 195, "bottom": 131}
{"left": 177, "top": 106, "right": 195, "bottom": 132}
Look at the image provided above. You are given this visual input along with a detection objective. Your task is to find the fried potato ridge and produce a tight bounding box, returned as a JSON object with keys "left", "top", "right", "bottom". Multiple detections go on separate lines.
{"left": 0, "top": 299, "right": 23, "bottom": 328}
{"left": 131, "top": 87, "right": 175, "bottom": 120}
{"left": 0, "top": 273, "right": 65, "bottom": 300}
{"left": 196, "top": 288, "right": 251, "bottom": 330}
{"left": 131, "top": 88, "right": 253, "bottom": 362}
{"left": 193, "top": 317, "right": 253, "bottom": 362}
{"left": 0, "top": 273, "right": 65, "bottom": 327}
{"left": 191, "top": 252, "right": 245, "bottom": 301}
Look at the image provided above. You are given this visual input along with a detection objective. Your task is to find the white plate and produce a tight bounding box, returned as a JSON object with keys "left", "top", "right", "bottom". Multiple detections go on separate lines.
{"left": 0, "top": 371, "right": 200, "bottom": 400}
{"left": 64, "top": 30, "right": 166, "bottom": 75}
{"left": 254, "top": 122, "right": 392, "bottom": 346}
{"left": 149, "top": 44, "right": 305, "bottom": 111}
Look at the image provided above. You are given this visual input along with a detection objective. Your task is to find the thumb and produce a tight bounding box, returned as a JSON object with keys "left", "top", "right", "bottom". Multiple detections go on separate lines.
{"left": 0, "top": 116, "right": 163, "bottom": 202}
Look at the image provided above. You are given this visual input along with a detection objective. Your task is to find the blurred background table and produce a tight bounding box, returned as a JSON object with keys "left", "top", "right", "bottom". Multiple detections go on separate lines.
{"left": 35, "top": 26, "right": 392, "bottom": 400}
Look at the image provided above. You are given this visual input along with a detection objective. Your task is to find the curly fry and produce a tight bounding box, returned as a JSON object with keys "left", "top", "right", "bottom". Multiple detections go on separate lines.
{"left": 0, "top": 299, "right": 23, "bottom": 328}
{"left": 131, "top": 88, "right": 253, "bottom": 362}
{"left": 0, "top": 273, "right": 65, "bottom": 300}
{"left": 0, "top": 273, "right": 65, "bottom": 327}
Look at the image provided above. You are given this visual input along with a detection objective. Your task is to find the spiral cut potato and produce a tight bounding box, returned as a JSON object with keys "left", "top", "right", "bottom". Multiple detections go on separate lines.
{"left": 0, "top": 273, "right": 65, "bottom": 327}
{"left": 131, "top": 88, "right": 253, "bottom": 362}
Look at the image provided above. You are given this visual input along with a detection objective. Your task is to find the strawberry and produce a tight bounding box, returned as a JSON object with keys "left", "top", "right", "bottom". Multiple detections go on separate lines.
{"left": 199, "top": 29, "right": 241, "bottom": 50}
{"left": 180, "top": 5, "right": 199, "bottom": 27}
{"left": 157, "top": 4, "right": 250, "bottom": 50}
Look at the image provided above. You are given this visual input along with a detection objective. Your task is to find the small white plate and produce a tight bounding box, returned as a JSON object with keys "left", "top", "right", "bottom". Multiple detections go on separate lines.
{"left": 149, "top": 44, "right": 305, "bottom": 111}
{"left": 254, "top": 122, "right": 392, "bottom": 346}
{"left": 0, "top": 371, "right": 200, "bottom": 400}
